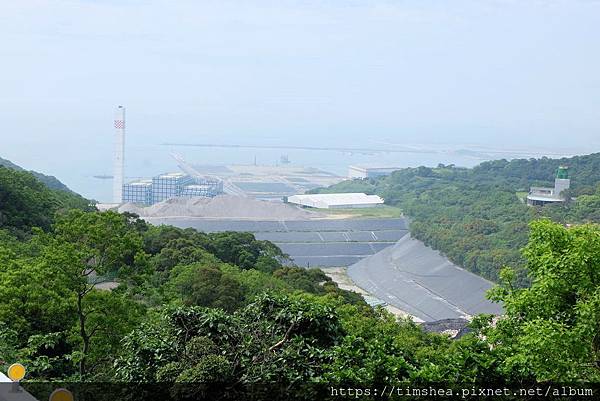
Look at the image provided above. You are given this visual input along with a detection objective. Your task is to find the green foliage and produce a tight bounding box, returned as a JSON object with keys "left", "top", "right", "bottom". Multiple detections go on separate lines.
{"left": 131, "top": 222, "right": 366, "bottom": 316}
{"left": 0, "top": 322, "right": 19, "bottom": 368}
{"left": 114, "top": 292, "right": 520, "bottom": 395}
{"left": 487, "top": 220, "right": 600, "bottom": 381}
{"left": 114, "top": 293, "right": 343, "bottom": 390}
{"left": 204, "top": 231, "right": 288, "bottom": 271}
{"left": 52, "top": 190, "right": 94, "bottom": 212}
{"left": 69, "top": 290, "right": 145, "bottom": 379}
{"left": 0, "top": 246, "right": 74, "bottom": 339}
{"left": 143, "top": 225, "right": 289, "bottom": 274}
{"left": 273, "top": 267, "right": 329, "bottom": 294}
{"left": 45, "top": 210, "right": 146, "bottom": 378}
{"left": 308, "top": 178, "right": 377, "bottom": 195}
{"left": 0, "top": 210, "right": 148, "bottom": 379}
{"left": 0, "top": 166, "right": 93, "bottom": 237}
{"left": 52, "top": 210, "right": 144, "bottom": 275}
{"left": 570, "top": 185, "right": 600, "bottom": 223}
{"left": 0, "top": 156, "right": 73, "bottom": 192}
{"left": 0, "top": 166, "right": 58, "bottom": 234}
{"left": 322, "top": 307, "right": 428, "bottom": 385}
{"left": 168, "top": 263, "right": 244, "bottom": 312}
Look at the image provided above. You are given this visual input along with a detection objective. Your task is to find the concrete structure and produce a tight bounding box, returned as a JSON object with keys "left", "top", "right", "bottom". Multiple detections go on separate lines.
{"left": 348, "top": 165, "right": 401, "bottom": 179}
{"left": 348, "top": 234, "right": 503, "bottom": 322}
{"left": 527, "top": 166, "right": 571, "bottom": 206}
{"left": 122, "top": 173, "right": 223, "bottom": 205}
{"left": 286, "top": 193, "right": 384, "bottom": 209}
{"left": 113, "top": 106, "right": 125, "bottom": 203}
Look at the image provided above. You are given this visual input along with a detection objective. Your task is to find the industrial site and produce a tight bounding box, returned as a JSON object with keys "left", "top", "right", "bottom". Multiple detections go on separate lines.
{"left": 102, "top": 106, "right": 501, "bottom": 323}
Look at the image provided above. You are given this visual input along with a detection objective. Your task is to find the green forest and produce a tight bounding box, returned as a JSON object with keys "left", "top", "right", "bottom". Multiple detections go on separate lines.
{"left": 313, "top": 153, "right": 600, "bottom": 285}
{"left": 1, "top": 160, "right": 599, "bottom": 399}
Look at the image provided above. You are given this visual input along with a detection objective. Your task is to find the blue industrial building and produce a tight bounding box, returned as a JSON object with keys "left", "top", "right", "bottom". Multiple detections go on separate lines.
{"left": 151, "top": 172, "right": 195, "bottom": 204}
{"left": 122, "top": 180, "right": 153, "bottom": 205}
{"left": 122, "top": 173, "right": 223, "bottom": 205}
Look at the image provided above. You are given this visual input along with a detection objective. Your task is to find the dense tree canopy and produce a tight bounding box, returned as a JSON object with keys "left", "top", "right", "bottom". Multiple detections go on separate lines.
{"left": 0, "top": 166, "right": 92, "bottom": 236}
{"left": 0, "top": 167, "right": 59, "bottom": 234}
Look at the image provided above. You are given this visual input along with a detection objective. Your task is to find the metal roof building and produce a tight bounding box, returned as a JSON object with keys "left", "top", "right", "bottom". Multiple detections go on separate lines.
{"left": 286, "top": 193, "right": 384, "bottom": 209}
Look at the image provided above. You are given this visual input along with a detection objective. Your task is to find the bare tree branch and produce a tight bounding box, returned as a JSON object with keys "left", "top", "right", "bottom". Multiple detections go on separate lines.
{"left": 269, "top": 322, "right": 296, "bottom": 352}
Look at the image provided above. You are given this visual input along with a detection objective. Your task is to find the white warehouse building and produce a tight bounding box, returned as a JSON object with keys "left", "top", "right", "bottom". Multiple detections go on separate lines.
{"left": 286, "top": 193, "right": 384, "bottom": 209}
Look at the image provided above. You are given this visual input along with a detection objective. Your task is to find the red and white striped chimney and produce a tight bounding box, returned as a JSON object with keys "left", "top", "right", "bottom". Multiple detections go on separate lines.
{"left": 113, "top": 106, "right": 125, "bottom": 203}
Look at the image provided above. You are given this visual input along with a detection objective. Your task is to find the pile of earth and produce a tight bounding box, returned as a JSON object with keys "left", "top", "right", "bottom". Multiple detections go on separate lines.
{"left": 119, "top": 195, "right": 323, "bottom": 220}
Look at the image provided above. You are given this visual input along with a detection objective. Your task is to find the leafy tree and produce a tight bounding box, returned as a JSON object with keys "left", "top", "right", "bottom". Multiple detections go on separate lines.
{"left": 41, "top": 210, "right": 146, "bottom": 377}
{"left": 168, "top": 262, "right": 244, "bottom": 312}
{"left": 205, "top": 231, "right": 288, "bottom": 271}
{"left": 487, "top": 220, "right": 600, "bottom": 381}
{"left": 143, "top": 226, "right": 288, "bottom": 274}
{"left": 272, "top": 267, "right": 329, "bottom": 294}
{"left": 0, "top": 246, "right": 74, "bottom": 339}
{"left": 115, "top": 293, "right": 343, "bottom": 396}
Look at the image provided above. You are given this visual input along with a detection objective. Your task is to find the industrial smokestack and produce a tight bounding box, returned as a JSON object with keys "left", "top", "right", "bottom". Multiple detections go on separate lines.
{"left": 113, "top": 106, "right": 126, "bottom": 203}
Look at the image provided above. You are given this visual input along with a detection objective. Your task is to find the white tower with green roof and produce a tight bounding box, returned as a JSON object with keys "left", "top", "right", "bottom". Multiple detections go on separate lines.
{"left": 554, "top": 166, "right": 570, "bottom": 198}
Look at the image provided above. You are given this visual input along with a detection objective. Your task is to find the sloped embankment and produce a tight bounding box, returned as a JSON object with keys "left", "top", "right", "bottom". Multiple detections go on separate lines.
{"left": 348, "top": 234, "right": 503, "bottom": 322}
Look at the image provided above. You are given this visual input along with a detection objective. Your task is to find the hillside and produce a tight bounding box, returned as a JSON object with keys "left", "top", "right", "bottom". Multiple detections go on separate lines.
{"left": 0, "top": 156, "right": 73, "bottom": 192}
{"left": 312, "top": 153, "right": 600, "bottom": 284}
{"left": 0, "top": 162, "right": 93, "bottom": 235}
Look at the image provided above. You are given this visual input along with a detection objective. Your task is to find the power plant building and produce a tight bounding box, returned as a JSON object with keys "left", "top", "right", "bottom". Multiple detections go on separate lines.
{"left": 152, "top": 172, "right": 195, "bottom": 204}
{"left": 109, "top": 107, "right": 224, "bottom": 206}
{"left": 122, "top": 180, "right": 153, "bottom": 205}
{"left": 123, "top": 173, "right": 223, "bottom": 205}
{"left": 527, "top": 166, "right": 571, "bottom": 206}
{"left": 181, "top": 180, "right": 224, "bottom": 198}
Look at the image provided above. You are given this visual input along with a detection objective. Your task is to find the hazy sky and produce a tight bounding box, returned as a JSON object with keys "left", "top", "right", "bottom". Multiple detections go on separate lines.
{"left": 1, "top": 0, "right": 599, "bottom": 188}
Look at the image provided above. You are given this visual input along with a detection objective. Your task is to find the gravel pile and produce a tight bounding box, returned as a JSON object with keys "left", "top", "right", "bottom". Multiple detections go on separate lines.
{"left": 119, "top": 195, "right": 323, "bottom": 220}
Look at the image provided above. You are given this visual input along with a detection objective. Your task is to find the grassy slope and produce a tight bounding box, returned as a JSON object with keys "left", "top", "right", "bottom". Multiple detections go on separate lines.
{"left": 321, "top": 205, "right": 403, "bottom": 218}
